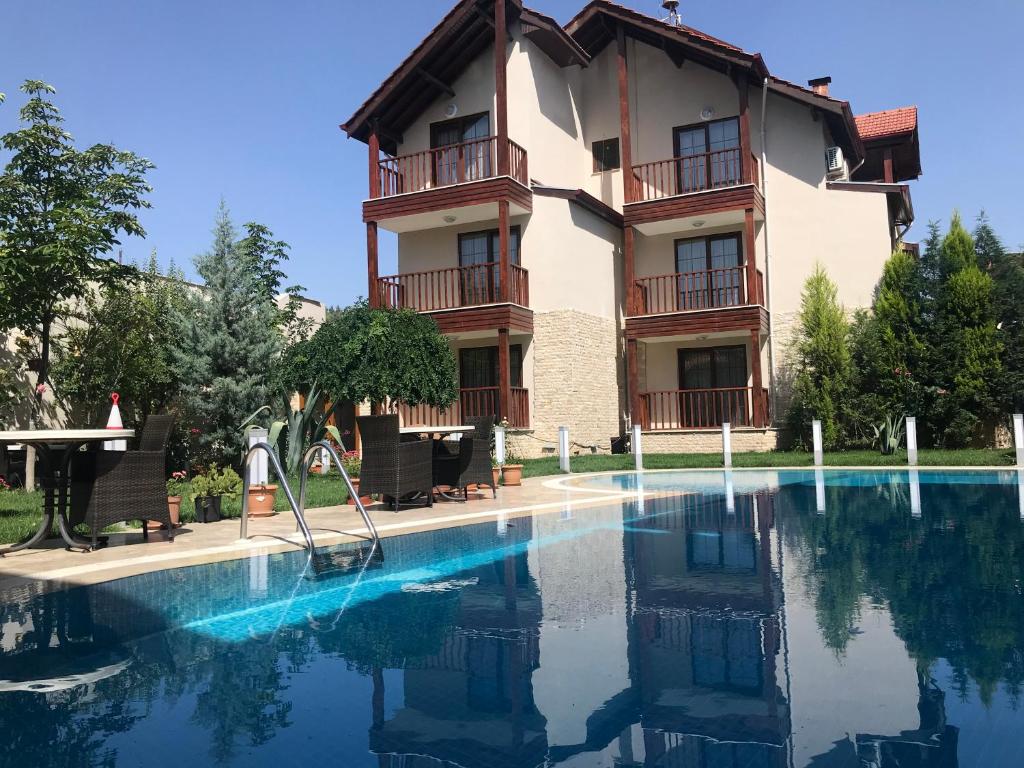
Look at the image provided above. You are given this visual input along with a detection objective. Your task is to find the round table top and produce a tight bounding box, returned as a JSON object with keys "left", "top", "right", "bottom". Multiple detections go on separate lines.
{"left": 399, "top": 425, "right": 476, "bottom": 435}
{"left": 0, "top": 428, "right": 135, "bottom": 443}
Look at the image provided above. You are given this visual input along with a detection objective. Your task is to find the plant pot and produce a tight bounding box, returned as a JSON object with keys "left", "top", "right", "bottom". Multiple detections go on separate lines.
{"left": 492, "top": 467, "right": 501, "bottom": 489}
{"left": 502, "top": 464, "right": 523, "bottom": 486}
{"left": 195, "top": 495, "right": 222, "bottom": 524}
{"left": 346, "top": 478, "right": 374, "bottom": 507}
{"left": 148, "top": 496, "right": 182, "bottom": 531}
{"left": 247, "top": 484, "right": 278, "bottom": 517}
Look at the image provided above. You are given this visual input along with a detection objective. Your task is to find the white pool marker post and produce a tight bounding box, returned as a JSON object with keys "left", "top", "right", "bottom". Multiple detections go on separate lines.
{"left": 815, "top": 469, "right": 826, "bottom": 514}
{"left": 722, "top": 422, "right": 732, "bottom": 469}
{"left": 724, "top": 470, "right": 735, "bottom": 514}
{"left": 319, "top": 446, "right": 331, "bottom": 475}
{"left": 906, "top": 417, "right": 918, "bottom": 466}
{"left": 495, "top": 425, "right": 507, "bottom": 467}
{"left": 558, "top": 426, "right": 570, "bottom": 473}
{"left": 812, "top": 420, "right": 824, "bottom": 467}
{"left": 247, "top": 427, "right": 269, "bottom": 486}
{"left": 910, "top": 468, "right": 922, "bottom": 519}
{"left": 1014, "top": 414, "right": 1024, "bottom": 467}
{"left": 632, "top": 423, "right": 643, "bottom": 472}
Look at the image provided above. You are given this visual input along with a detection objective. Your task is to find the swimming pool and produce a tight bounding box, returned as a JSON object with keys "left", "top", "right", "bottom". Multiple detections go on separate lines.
{"left": 1, "top": 469, "right": 1022, "bottom": 767}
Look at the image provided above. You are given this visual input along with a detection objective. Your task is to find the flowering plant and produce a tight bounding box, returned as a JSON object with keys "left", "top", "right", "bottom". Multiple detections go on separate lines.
{"left": 340, "top": 450, "right": 360, "bottom": 478}
{"left": 166, "top": 471, "right": 188, "bottom": 497}
{"left": 0, "top": 476, "right": 11, "bottom": 492}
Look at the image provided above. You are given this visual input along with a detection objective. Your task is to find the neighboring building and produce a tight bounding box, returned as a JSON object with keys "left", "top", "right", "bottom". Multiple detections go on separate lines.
{"left": 341, "top": 0, "right": 922, "bottom": 456}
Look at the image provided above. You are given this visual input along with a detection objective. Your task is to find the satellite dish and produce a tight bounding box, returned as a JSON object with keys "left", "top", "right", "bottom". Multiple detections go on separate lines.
{"left": 700, "top": 107, "right": 715, "bottom": 121}
{"left": 445, "top": 103, "right": 458, "bottom": 118}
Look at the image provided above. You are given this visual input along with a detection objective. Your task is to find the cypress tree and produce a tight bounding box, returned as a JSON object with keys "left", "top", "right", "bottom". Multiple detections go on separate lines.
{"left": 976, "top": 212, "right": 1024, "bottom": 413}
{"left": 173, "top": 203, "right": 284, "bottom": 465}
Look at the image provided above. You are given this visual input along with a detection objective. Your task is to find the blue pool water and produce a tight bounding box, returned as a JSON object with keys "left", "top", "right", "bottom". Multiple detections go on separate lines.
{"left": 2, "top": 469, "right": 1023, "bottom": 767}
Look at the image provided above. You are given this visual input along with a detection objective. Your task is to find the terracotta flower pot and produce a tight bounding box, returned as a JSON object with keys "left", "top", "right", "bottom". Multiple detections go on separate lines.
{"left": 346, "top": 478, "right": 374, "bottom": 506}
{"left": 247, "top": 484, "right": 278, "bottom": 517}
{"left": 502, "top": 464, "right": 523, "bottom": 486}
{"left": 148, "top": 496, "right": 182, "bottom": 531}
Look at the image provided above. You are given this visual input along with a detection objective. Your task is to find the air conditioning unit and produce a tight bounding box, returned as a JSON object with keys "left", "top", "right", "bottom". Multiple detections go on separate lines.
{"left": 825, "top": 146, "right": 845, "bottom": 176}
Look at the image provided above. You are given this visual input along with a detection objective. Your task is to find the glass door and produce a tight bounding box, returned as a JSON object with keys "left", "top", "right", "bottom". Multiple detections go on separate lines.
{"left": 458, "top": 227, "right": 520, "bottom": 306}
{"left": 674, "top": 126, "right": 707, "bottom": 194}
{"left": 708, "top": 235, "right": 742, "bottom": 306}
{"left": 678, "top": 346, "right": 748, "bottom": 426}
{"left": 673, "top": 118, "right": 741, "bottom": 193}
{"left": 707, "top": 118, "right": 740, "bottom": 187}
{"left": 432, "top": 113, "right": 491, "bottom": 186}
{"left": 675, "top": 238, "right": 709, "bottom": 310}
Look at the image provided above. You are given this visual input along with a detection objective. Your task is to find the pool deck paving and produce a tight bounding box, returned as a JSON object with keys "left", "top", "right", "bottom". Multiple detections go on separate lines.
{"left": 0, "top": 474, "right": 645, "bottom": 591}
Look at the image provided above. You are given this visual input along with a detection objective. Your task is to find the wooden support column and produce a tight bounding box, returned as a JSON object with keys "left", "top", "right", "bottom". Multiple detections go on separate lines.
{"left": 744, "top": 207, "right": 757, "bottom": 305}
{"left": 366, "top": 221, "right": 379, "bottom": 308}
{"left": 883, "top": 147, "right": 894, "bottom": 183}
{"left": 498, "top": 199, "right": 511, "bottom": 302}
{"left": 368, "top": 126, "right": 381, "bottom": 198}
{"left": 624, "top": 226, "right": 636, "bottom": 316}
{"left": 495, "top": 0, "right": 509, "bottom": 176}
{"left": 737, "top": 76, "right": 752, "bottom": 183}
{"left": 616, "top": 24, "right": 633, "bottom": 203}
{"left": 627, "top": 338, "right": 642, "bottom": 430}
{"left": 750, "top": 328, "right": 764, "bottom": 428}
{"left": 498, "top": 327, "right": 512, "bottom": 424}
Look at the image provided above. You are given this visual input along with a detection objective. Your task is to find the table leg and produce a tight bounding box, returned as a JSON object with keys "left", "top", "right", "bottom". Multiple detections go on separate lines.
{"left": 57, "top": 444, "right": 103, "bottom": 551}
{"left": 0, "top": 443, "right": 57, "bottom": 556}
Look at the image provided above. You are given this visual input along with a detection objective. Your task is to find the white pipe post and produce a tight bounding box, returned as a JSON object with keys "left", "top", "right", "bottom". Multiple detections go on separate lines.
{"left": 632, "top": 423, "right": 643, "bottom": 472}
{"left": 906, "top": 417, "right": 918, "bottom": 466}
{"left": 724, "top": 470, "right": 735, "bottom": 514}
{"left": 909, "top": 469, "right": 922, "bottom": 519}
{"left": 812, "top": 420, "right": 823, "bottom": 466}
{"left": 1014, "top": 414, "right": 1024, "bottom": 467}
{"left": 558, "top": 426, "right": 570, "bottom": 473}
{"left": 815, "top": 468, "right": 826, "bottom": 514}
{"left": 495, "top": 425, "right": 506, "bottom": 466}
{"left": 247, "top": 428, "right": 269, "bottom": 486}
{"left": 722, "top": 422, "right": 732, "bottom": 468}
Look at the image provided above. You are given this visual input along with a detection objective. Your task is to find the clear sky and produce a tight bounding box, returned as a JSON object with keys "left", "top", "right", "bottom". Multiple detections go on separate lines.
{"left": 3, "top": 0, "right": 1021, "bottom": 307}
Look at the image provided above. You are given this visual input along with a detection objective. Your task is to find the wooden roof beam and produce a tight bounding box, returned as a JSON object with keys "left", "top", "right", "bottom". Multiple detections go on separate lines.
{"left": 416, "top": 68, "right": 455, "bottom": 97}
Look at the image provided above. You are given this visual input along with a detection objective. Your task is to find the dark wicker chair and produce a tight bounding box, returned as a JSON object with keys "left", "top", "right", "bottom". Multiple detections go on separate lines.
{"left": 0, "top": 443, "right": 26, "bottom": 488}
{"left": 70, "top": 414, "right": 176, "bottom": 549}
{"left": 356, "top": 414, "right": 434, "bottom": 512}
{"left": 433, "top": 417, "right": 497, "bottom": 499}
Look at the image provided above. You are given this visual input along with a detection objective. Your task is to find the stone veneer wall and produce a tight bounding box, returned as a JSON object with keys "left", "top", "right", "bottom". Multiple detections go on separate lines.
{"left": 507, "top": 309, "right": 624, "bottom": 460}
{"left": 642, "top": 428, "right": 780, "bottom": 454}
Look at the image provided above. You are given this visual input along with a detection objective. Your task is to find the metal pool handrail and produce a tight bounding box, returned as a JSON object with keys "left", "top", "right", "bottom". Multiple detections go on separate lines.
{"left": 239, "top": 442, "right": 315, "bottom": 552}
{"left": 299, "top": 440, "right": 380, "bottom": 548}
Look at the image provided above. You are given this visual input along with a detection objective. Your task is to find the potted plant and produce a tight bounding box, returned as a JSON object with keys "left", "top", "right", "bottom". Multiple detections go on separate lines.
{"left": 491, "top": 455, "right": 501, "bottom": 491}
{"left": 501, "top": 432, "right": 524, "bottom": 487}
{"left": 190, "top": 465, "right": 242, "bottom": 523}
{"left": 341, "top": 450, "right": 373, "bottom": 506}
{"left": 149, "top": 471, "right": 188, "bottom": 531}
{"left": 247, "top": 481, "right": 278, "bottom": 517}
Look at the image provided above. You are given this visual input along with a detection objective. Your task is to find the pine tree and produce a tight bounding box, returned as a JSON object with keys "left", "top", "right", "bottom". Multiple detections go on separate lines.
{"left": 786, "top": 265, "right": 854, "bottom": 449}
{"left": 931, "top": 213, "right": 1001, "bottom": 446}
{"left": 976, "top": 212, "right": 1024, "bottom": 412}
{"left": 173, "top": 203, "right": 284, "bottom": 465}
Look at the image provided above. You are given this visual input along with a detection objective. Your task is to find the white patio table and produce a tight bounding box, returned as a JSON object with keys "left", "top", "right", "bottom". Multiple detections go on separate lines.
{"left": 0, "top": 429, "right": 134, "bottom": 554}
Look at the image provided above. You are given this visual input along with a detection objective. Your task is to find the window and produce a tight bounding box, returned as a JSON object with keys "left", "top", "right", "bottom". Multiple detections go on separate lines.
{"left": 458, "top": 227, "right": 521, "bottom": 305}
{"left": 431, "top": 112, "right": 491, "bottom": 184}
{"left": 674, "top": 234, "right": 743, "bottom": 309}
{"left": 592, "top": 138, "right": 620, "bottom": 172}
{"left": 677, "top": 346, "right": 748, "bottom": 426}
{"left": 672, "top": 117, "right": 741, "bottom": 192}
{"left": 459, "top": 346, "right": 524, "bottom": 389}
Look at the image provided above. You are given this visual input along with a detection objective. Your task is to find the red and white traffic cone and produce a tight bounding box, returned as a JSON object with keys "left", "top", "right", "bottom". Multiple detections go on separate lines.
{"left": 103, "top": 393, "right": 127, "bottom": 451}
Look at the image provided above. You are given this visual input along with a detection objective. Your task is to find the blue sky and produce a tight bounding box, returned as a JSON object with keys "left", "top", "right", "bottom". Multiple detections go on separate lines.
{"left": 3, "top": 0, "right": 1021, "bottom": 307}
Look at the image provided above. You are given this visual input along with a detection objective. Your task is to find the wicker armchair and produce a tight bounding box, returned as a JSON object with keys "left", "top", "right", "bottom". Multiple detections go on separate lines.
{"left": 0, "top": 443, "right": 26, "bottom": 488}
{"left": 433, "top": 417, "right": 496, "bottom": 499}
{"left": 70, "top": 414, "right": 175, "bottom": 549}
{"left": 356, "top": 414, "right": 434, "bottom": 512}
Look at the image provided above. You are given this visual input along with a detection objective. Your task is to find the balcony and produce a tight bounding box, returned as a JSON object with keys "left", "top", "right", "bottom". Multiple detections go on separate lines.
{"left": 632, "top": 266, "right": 763, "bottom": 316}
{"left": 377, "top": 263, "right": 529, "bottom": 312}
{"left": 398, "top": 386, "right": 530, "bottom": 429}
{"left": 640, "top": 387, "right": 769, "bottom": 431}
{"left": 625, "top": 149, "right": 764, "bottom": 231}
{"left": 363, "top": 136, "right": 532, "bottom": 230}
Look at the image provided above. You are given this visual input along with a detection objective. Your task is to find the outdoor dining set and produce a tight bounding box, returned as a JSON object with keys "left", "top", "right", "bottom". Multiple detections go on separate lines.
{"left": 0, "top": 412, "right": 497, "bottom": 555}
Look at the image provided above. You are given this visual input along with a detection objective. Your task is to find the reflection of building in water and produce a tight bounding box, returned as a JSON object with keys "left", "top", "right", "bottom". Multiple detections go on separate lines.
{"left": 370, "top": 516, "right": 548, "bottom": 768}
{"left": 627, "top": 490, "right": 789, "bottom": 768}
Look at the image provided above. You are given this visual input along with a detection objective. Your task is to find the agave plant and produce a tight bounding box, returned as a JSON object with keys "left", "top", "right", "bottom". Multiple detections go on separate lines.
{"left": 241, "top": 381, "right": 342, "bottom": 476}
{"left": 872, "top": 413, "right": 906, "bottom": 456}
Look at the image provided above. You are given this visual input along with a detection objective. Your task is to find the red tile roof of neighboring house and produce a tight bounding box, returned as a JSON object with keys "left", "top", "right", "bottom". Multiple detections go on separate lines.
{"left": 855, "top": 107, "right": 918, "bottom": 141}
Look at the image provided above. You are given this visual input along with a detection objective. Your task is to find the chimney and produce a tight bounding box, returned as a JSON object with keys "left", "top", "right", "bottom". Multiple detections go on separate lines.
{"left": 808, "top": 76, "right": 832, "bottom": 97}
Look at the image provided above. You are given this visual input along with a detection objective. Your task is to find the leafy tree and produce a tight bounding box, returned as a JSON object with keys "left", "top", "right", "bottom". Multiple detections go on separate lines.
{"left": 976, "top": 212, "right": 1024, "bottom": 413}
{"left": 931, "top": 213, "right": 1001, "bottom": 446}
{"left": 172, "top": 204, "right": 284, "bottom": 466}
{"left": 49, "top": 252, "right": 188, "bottom": 427}
{"left": 786, "top": 265, "right": 854, "bottom": 449}
{"left": 236, "top": 222, "right": 311, "bottom": 342}
{"left": 0, "top": 80, "right": 153, "bottom": 421}
{"left": 305, "top": 301, "right": 457, "bottom": 411}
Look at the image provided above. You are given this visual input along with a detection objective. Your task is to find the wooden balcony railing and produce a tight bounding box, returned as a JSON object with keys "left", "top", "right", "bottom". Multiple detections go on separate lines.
{"left": 377, "top": 262, "right": 529, "bottom": 312}
{"left": 633, "top": 266, "right": 750, "bottom": 315}
{"left": 397, "top": 386, "right": 530, "bottom": 429}
{"left": 375, "top": 136, "right": 528, "bottom": 199}
{"left": 630, "top": 149, "right": 760, "bottom": 203}
{"left": 641, "top": 387, "right": 761, "bottom": 430}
